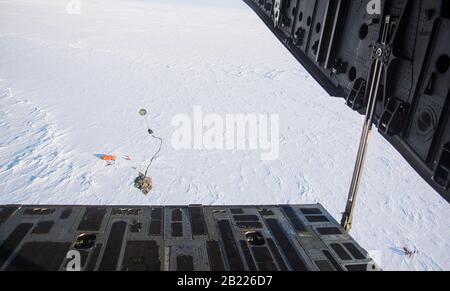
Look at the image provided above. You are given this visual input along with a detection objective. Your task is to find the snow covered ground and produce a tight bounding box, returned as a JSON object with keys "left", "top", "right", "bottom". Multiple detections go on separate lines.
{"left": 0, "top": 0, "right": 449, "bottom": 271}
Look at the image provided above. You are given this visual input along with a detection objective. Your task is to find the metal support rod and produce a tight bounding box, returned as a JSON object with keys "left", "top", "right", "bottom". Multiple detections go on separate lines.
{"left": 341, "top": 16, "right": 392, "bottom": 232}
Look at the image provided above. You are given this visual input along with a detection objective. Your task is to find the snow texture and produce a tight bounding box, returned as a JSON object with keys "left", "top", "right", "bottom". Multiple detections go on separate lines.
{"left": 0, "top": 0, "right": 449, "bottom": 271}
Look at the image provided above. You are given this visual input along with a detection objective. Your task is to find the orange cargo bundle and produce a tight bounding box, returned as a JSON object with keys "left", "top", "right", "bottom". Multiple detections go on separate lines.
{"left": 101, "top": 155, "right": 117, "bottom": 161}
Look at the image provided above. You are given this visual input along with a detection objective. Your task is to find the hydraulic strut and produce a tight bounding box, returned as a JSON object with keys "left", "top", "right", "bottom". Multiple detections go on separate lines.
{"left": 341, "top": 15, "right": 393, "bottom": 232}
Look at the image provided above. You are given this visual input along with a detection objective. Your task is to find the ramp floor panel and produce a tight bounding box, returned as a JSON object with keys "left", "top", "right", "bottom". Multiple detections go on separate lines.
{"left": 0, "top": 204, "right": 379, "bottom": 271}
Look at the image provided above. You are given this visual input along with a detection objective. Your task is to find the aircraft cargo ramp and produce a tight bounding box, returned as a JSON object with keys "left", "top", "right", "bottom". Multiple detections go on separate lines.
{"left": 0, "top": 204, "right": 378, "bottom": 271}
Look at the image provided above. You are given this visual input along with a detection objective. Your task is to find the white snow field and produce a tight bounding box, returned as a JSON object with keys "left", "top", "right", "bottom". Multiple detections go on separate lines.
{"left": 0, "top": 0, "right": 449, "bottom": 271}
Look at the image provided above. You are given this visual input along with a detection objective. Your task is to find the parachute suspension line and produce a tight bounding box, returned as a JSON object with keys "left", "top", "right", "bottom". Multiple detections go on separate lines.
{"left": 144, "top": 131, "right": 163, "bottom": 177}
{"left": 133, "top": 109, "right": 162, "bottom": 195}
{"left": 138, "top": 108, "right": 163, "bottom": 177}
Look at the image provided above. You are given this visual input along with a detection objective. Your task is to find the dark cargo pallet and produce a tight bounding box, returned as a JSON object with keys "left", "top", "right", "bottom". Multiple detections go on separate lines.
{"left": 0, "top": 205, "right": 378, "bottom": 271}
